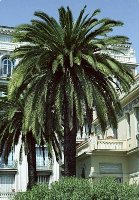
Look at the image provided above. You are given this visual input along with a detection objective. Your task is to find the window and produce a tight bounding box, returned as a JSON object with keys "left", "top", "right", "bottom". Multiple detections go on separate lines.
{"left": 135, "top": 107, "right": 139, "bottom": 134}
{"left": 0, "top": 174, "right": 15, "bottom": 192}
{"left": 37, "top": 175, "right": 50, "bottom": 184}
{"left": 125, "top": 112, "right": 131, "bottom": 138}
{"left": 36, "top": 147, "right": 52, "bottom": 169}
{"left": 0, "top": 151, "right": 14, "bottom": 168}
{"left": 1, "top": 57, "right": 14, "bottom": 77}
{"left": 112, "top": 127, "right": 118, "bottom": 139}
{"left": 0, "top": 35, "right": 12, "bottom": 42}
{"left": 99, "top": 163, "right": 122, "bottom": 174}
{"left": 94, "top": 124, "right": 101, "bottom": 135}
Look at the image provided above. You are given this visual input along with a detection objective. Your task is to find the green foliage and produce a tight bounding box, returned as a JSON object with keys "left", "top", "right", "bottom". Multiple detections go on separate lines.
{"left": 91, "top": 177, "right": 139, "bottom": 200}
{"left": 9, "top": 6, "right": 134, "bottom": 142}
{"left": 13, "top": 184, "right": 49, "bottom": 200}
{"left": 118, "top": 182, "right": 139, "bottom": 200}
{"left": 92, "top": 177, "right": 120, "bottom": 200}
{"left": 12, "top": 177, "right": 139, "bottom": 200}
{"left": 13, "top": 178, "right": 92, "bottom": 200}
{"left": 49, "top": 177, "right": 92, "bottom": 200}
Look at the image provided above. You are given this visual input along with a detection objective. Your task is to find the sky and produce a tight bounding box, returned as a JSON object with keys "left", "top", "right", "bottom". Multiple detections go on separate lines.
{"left": 0, "top": 0, "right": 139, "bottom": 62}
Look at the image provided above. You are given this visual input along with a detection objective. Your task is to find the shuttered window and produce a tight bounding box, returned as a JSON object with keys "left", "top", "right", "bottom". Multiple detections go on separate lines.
{"left": 0, "top": 174, "right": 15, "bottom": 192}
{"left": 37, "top": 175, "right": 50, "bottom": 184}
{"left": 36, "top": 147, "right": 48, "bottom": 167}
{"left": 99, "top": 163, "right": 122, "bottom": 174}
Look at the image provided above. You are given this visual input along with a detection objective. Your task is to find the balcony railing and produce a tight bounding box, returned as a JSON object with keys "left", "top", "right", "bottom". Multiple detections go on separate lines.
{"left": 97, "top": 139, "right": 127, "bottom": 150}
{"left": 36, "top": 159, "right": 52, "bottom": 171}
{"left": 0, "top": 192, "right": 15, "bottom": 200}
{"left": 0, "top": 160, "right": 17, "bottom": 169}
{"left": 0, "top": 42, "right": 17, "bottom": 51}
{"left": 76, "top": 136, "right": 127, "bottom": 157}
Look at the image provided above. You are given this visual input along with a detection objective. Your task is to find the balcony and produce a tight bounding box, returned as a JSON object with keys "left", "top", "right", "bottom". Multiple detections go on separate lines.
{"left": 76, "top": 136, "right": 127, "bottom": 157}
{"left": 36, "top": 146, "right": 53, "bottom": 172}
{"left": 36, "top": 160, "right": 52, "bottom": 171}
{"left": 0, "top": 192, "right": 15, "bottom": 200}
{"left": 36, "top": 158, "right": 53, "bottom": 171}
{"left": 0, "top": 161, "right": 17, "bottom": 169}
{"left": 0, "top": 160, "right": 17, "bottom": 169}
{"left": 97, "top": 139, "right": 127, "bottom": 150}
{"left": 0, "top": 42, "right": 17, "bottom": 51}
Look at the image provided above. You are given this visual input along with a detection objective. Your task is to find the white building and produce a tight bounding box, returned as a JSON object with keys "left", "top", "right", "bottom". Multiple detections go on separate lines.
{"left": 76, "top": 43, "right": 139, "bottom": 184}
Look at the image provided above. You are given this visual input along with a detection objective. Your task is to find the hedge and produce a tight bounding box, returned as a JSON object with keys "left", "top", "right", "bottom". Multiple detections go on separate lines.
{"left": 13, "top": 177, "right": 139, "bottom": 200}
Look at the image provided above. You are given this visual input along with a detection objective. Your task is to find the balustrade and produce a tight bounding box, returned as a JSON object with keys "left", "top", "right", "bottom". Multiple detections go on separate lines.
{"left": 77, "top": 136, "right": 127, "bottom": 157}
{"left": 0, "top": 160, "right": 17, "bottom": 169}
{"left": 0, "top": 192, "right": 15, "bottom": 200}
{"left": 97, "top": 140, "right": 126, "bottom": 150}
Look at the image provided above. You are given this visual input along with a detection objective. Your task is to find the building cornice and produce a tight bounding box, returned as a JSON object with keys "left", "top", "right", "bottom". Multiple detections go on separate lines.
{"left": 0, "top": 25, "right": 14, "bottom": 35}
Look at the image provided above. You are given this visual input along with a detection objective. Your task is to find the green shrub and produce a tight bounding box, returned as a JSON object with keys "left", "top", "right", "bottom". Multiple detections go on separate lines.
{"left": 12, "top": 177, "right": 92, "bottom": 200}
{"left": 49, "top": 177, "right": 92, "bottom": 200}
{"left": 91, "top": 177, "right": 139, "bottom": 200}
{"left": 118, "top": 182, "right": 139, "bottom": 200}
{"left": 12, "top": 177, "right": 139, "bottom": 200}
{"left": 91, "top": 177, "right": 120, "bottom": 200}
{"left": 12, "top": 184, "right": 50, "bottom": 200}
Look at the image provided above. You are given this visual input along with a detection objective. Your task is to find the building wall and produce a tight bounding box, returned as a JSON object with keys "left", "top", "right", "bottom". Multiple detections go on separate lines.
{"left": 76, "top": 43, "right": 139, "bottom": 184}
{"left": 76, "top": 152, "right": 129, "bottom": 183}
{"left": 76, "top": 155, "right": 92, "bottom": 178}
{"left": 77, "top": 90, "right": 139, "bottom": 184}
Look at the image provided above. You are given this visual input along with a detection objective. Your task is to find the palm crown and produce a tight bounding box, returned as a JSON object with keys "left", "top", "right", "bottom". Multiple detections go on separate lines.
{"left": 9, "top": 6, "right": 133, "bottom": 134}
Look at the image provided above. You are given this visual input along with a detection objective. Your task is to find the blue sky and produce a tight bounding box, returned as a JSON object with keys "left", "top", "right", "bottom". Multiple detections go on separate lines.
{"left": 0, "top": 0, "right": 139, "bottom": 62}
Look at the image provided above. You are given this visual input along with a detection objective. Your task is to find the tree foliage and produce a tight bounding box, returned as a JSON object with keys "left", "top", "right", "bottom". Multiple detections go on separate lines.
{"left": 8, "top": 6, "right": 134, "bottom": 175}
{"left": 0, "top": 79, "right": 57, "bottom": 189}
{"left": 9, "top": 6, "right": 134, "bottom": 134}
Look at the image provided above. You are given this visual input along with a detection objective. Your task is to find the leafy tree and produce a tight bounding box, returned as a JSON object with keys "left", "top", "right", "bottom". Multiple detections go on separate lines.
{"left": 9, "top": 6, "right": 133, "bottom": 176}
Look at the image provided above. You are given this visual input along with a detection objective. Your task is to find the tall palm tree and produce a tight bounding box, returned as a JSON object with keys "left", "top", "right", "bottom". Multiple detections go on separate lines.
{"left": 0, "top": 80, "right": 61, "bottom": 189}
{"left": 9, "top": 6, "right": 134, "bottom": 176}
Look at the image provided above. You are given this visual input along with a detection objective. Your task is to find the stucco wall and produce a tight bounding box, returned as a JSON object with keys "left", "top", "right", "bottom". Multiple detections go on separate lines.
{"left": 76, "top": 152, "right": 129, "bottom": 182}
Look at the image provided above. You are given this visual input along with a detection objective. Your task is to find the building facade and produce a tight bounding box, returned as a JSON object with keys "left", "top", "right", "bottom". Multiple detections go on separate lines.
{"left": 76, "top": 44, "right": 139, "bottom": 184}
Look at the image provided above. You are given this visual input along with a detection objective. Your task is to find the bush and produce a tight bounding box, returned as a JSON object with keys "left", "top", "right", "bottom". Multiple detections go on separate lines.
{"left": 118, "top": 182, "right": 139, "bottom": 200}
{"left": 13, "top": 184, "right": 50, "bottom": 200}
{"left": 13, "top": 177, "right": 92, "bottom": 200}
{"left": 92, "top": 177, "right": 120, "bottom": 200}
{"left": 49, "top": 177, "right": 92, "bottom": 200}
{"left": 91, "top": 177, "right": 139, "bottom": 200}
{"left": 12, "top": 177, "right": 139, "bottom": 200}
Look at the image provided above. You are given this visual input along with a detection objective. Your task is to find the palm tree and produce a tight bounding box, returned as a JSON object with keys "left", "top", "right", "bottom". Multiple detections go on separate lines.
{"left": 0, "top": 80, "right": 61, "bottom": 189}
{"left": 0, "top": 82, "right": 38, "bottom": 189}
{"left": 9, "top": 6, "right": 134, "bottom": 176}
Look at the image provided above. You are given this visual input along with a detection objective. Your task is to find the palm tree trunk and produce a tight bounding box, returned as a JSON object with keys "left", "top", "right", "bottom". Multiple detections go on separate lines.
{"left": 27, "top": 131, "right": 37, "bottom": 190}
{"left": 64, "top": 90, "right": 77, "bottom": 176}
{"left": 64, "top": 128, "right": 76, "bottom": 176}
